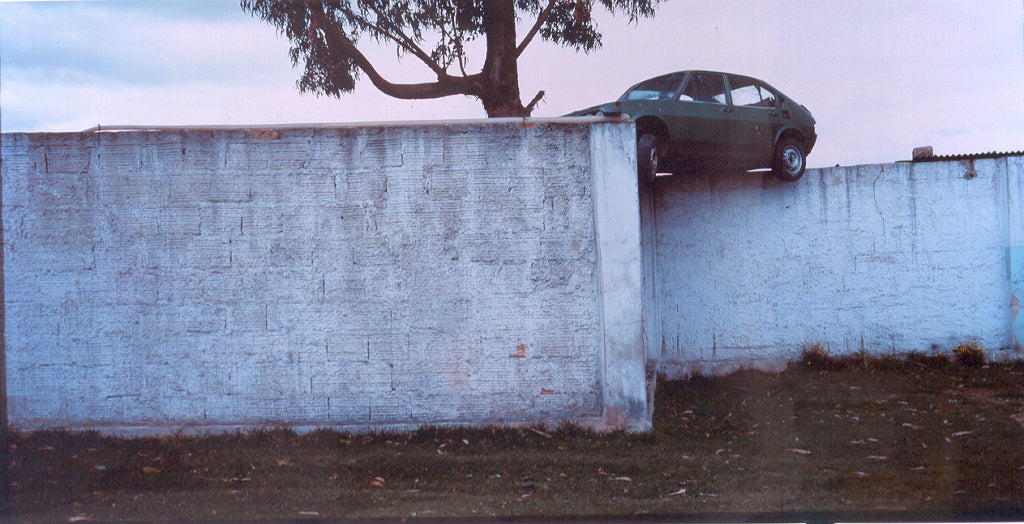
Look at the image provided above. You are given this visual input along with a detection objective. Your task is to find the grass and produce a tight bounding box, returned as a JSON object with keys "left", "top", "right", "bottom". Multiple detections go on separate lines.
{"left": 2, "top": 356, "right": 1024, "bottom": 521}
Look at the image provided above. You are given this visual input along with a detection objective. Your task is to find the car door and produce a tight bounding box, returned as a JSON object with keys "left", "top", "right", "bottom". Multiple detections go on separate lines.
{"left": 661, "top": 72, "right": 734, "bottom": 168}
{"left": 725, "top": 75, "right": 779, "bottom": 169}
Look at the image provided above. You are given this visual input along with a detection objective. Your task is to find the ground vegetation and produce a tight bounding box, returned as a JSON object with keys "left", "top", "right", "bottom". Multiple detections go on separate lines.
{"left": 3, "top": 352, "right": 1023, "bottom": 520}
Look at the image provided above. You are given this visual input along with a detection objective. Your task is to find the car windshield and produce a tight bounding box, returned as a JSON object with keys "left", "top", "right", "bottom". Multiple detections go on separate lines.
{"left": 620, "top": 72, "right": 685, "bottom": 101}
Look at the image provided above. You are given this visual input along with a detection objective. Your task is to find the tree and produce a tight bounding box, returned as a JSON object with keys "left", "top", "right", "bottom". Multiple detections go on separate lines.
{"left": 241, "top": 0, "right": 659, "bottom": 117}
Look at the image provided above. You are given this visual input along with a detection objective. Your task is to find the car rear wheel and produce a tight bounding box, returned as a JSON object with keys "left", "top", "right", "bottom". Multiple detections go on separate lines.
{"left": 772, "top": 137, "right": 806, "bottom": 182}
{"left": 637, "top": 134, "right": 660, "bottom": 180}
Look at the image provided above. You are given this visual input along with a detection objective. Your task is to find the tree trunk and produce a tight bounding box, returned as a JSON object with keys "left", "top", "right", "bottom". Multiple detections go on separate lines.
{"left": 479, "top": 0, "right": 526, "bottom": 117}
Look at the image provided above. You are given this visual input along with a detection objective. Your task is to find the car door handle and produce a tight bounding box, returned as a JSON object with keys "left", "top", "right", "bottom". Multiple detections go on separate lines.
{"left": 768, "top": 110, "right": 778, "bottom": 116}
{"left": 721, "top": 106, "right": 735, "bottom": 113}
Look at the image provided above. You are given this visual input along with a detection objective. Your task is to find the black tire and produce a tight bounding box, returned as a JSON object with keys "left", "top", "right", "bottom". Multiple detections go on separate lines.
{"left": 772, "top": 137, "right": 806, "bottom": 182}
{"left": 637, "top": 133, "right": 660, "bottom": 180}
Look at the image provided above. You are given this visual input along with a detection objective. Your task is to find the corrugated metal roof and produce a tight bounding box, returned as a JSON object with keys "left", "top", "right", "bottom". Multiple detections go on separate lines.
{"left": 911, "top": 150, "right": 1024, "bottom": 162}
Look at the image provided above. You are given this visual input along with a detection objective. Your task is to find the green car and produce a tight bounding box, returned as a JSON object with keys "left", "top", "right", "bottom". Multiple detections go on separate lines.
{"left": 567, "top": 70, "right": 817, "bottom": 181}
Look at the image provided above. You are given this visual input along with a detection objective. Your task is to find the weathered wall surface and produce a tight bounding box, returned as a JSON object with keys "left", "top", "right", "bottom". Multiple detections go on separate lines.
{"left": 1, "top": 119, "right": 649, "bottom": 433}
{"left": 653, "top": 156, "right": 1024, "bottom": 375}
{"left": 7, "top": 117, "right": 1019, "bottom": 429}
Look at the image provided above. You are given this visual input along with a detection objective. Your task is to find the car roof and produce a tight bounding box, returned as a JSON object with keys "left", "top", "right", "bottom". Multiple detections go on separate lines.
{"left": 654, "top": 70, "right": 767, "bottom": 84}
{"left": 625, "top": 70, "right": 788, "bottom": 100}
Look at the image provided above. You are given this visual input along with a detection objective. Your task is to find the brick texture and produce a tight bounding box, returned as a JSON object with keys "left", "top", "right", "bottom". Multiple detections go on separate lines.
{"left": 653, "top": 156, "right": 1024, "bottom": 376}
{"left": 2, "top": 121, "right": 641, "bottom": 431}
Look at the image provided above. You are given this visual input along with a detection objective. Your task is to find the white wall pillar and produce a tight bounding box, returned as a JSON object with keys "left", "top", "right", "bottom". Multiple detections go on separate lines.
{"left": 588, "top": 121, "right": 650, "bottom": 431}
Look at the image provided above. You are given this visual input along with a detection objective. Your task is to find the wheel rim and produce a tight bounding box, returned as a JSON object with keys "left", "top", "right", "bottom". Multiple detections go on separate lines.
{"left": 781, "top": 145, "right": 803, "bottom": 174}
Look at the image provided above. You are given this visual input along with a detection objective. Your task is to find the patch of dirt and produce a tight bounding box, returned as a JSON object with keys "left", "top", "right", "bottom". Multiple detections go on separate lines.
{"left": 948, "top": 385, "right": 1024, "bottom": 426}
{"left": 3, "top": 361, "right": 1024, "bottom": 520}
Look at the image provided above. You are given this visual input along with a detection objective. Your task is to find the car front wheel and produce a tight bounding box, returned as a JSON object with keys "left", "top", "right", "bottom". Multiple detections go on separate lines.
{"left": 637, "top": 134, "right": 660, "bottom": 180}
{"left": 772, "top": 137, "right": 806, "bottom": 182}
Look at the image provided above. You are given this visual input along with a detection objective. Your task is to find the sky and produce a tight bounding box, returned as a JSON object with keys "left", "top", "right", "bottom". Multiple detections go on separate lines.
{"left": 1, "top": 0, "right": 1023, "bottom": 169}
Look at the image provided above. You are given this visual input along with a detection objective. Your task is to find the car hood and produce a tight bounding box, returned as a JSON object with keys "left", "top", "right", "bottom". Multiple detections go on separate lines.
{"left": 564, "top": 102, "right": 621, "bottom": 117}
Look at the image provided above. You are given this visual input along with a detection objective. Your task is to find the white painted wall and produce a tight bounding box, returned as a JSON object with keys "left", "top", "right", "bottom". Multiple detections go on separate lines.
{"left": 653, "top": 156, "right": 1024, "bottom": 376}
{"left": 1, "top": 119, "right": 649, "bottom": 433}
{"left": 6, "top": 118, "right": 1019, "bottom": 430}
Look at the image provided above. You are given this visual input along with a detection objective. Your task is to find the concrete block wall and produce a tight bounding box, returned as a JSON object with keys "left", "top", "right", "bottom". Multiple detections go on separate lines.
{"left": 653, "top": 155, "right": 1024, "bottom": 376}
{"left": 1, "top": 119, "right": 649, "bottom": 433}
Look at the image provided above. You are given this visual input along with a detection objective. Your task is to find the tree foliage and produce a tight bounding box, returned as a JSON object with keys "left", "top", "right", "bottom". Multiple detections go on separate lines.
{"left": 241, "top": 0, "right": 659, "bottom": 117}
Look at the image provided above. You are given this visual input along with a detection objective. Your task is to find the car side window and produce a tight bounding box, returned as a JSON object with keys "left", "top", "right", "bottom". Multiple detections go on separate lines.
{"left": 680, "top": 73, "right": 727, "bottom": 104}
{"left": 730, "top": 85, "right": 762, "bottom": 106}
{"left": 757, "top": 84, "right": 777, "bottom": 107}
{"left": 728, "top": 75, "right": 777, "bottom": 108}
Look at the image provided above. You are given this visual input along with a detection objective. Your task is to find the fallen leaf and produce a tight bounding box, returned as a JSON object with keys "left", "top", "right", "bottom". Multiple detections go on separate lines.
{"left": 867, "top": 456, "right": 888, "bottom": 460}
{"left": 529, "top": 427, "right": 552, "bottom": 439}
{"left": 371, "top": 477, "right": 386, "bottom": 488}
{"left": 951, "top": 431, "right": 974, "bottom": 437}
{"left": 613, "top": 476, "right": 632, "bottom": 482}
{"left": 666, "top": 488, "right": 687, "bottom": 497}
{"left": 142, "top": 466, "right": 160, "bottom": 474}
{"left": 297, "top": 511, "right": 319, "bottom": 516}
{"left": 68, "top": 517, "right": 90, "bottom": 522}
{"left": 787, "top": 448, "right": 812, "bottom": 455}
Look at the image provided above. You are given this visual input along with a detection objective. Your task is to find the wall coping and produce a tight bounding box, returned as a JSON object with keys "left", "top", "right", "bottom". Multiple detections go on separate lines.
{"left": 63, "top": 116, "right": 632, "bottom": 135}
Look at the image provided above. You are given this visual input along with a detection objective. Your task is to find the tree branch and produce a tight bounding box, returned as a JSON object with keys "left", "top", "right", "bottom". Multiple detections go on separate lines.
{"left": 516, "top": 0, "right": 558, "bottom": 58}
{"left": 308, "top": 3, "right": 479, "bottom": 100}
{"left": 354, "top": 3, "right": 448, "bottom": 77}
{"left": 524, "top": 90, "right": 545, "bottom": 116}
